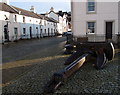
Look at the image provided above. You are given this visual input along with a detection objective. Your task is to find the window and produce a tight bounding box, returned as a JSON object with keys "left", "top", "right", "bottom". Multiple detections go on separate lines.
{"left": 23, "top": 17, "right": 25, "bottom": 23}
{"left": 45, "top": 29, "right": 46, "bottom": 34}
{"left": 44, "top": 21, "right": 46, "bottom": 26}
{"left": 14, "top": 28, "right": 18, "bottom": 35}
{"left": 88, "top": 0, "right": 95, "bottom": 12}
{"left": 87, "top": 22, "right": 95, "bottom": 33}
{"left": 39, "top": 20, "right": 42, "bottom": 25}
{"left": 14, "top": 15, "right": 17, "bottom": 22}
{"left": 36, "top": 27, "right": 38, "bottom": 34}
{"left": 23, "top": 28, "right": 26, "bottom": 35}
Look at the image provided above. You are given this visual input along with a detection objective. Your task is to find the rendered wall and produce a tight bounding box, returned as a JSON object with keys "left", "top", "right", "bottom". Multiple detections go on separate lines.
{"left": 72, "top": 1, "right": 119, "bottom": 42}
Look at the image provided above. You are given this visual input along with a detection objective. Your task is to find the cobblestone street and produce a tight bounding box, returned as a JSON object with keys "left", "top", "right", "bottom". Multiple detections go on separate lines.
{"left": 2, "top": 37, "right": 120, "bottom": 94}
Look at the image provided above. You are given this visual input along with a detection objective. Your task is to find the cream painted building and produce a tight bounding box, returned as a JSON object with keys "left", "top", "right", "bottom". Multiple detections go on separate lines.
{"left": 71, "top": 0, "right": 120, "bottom": 43}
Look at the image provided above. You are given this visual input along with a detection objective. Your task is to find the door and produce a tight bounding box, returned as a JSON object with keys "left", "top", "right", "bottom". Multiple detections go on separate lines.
{"left": 14, "top": 28, "right": 18, "bottom": 40}
{"left": 48, "top": 28, "right": 49, "bottom": 36}
{"left": 30, "top": 27, "right": 32, "bottom": 38}
{"left": 4, "top": 25, "right": 9, "bottom": 40}
{"left": 106, "top": 22, "right": 113, "bottom": 39}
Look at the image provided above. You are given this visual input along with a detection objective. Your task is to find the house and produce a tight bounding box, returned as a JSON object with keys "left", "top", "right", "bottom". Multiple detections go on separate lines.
{"left": 0, "top": 0, "right": 58, "bottom": 43}
{"left": 67, "top": 12, "right": 72, "bottom": 31}
{"left": 43, "top": 16, "right": 58, "bottom": 37}
{"left": 12, "top": 6, "right": 44, "bottom": 39}
{"left": 44, "top": 7, "right": 69, "bottom": 35}
{"left": 71, "top": 0, "right": 120, "bottom": 43}
{"left": 0, "top": 2, "right": 21, "bottom": 42}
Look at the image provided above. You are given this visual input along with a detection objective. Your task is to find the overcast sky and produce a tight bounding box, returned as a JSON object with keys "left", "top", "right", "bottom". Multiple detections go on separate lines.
{"left": 0, "top": 0, "right": 71, "bottom": 14}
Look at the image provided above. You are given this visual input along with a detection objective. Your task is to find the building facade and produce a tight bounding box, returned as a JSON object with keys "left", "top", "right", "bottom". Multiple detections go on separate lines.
{"left": 46, "top": 7, "right": 69, "bottom": 35}
{"left": 71, "top": 0, "right": 120, "bottom": 43}
{"left": 0, "top": 1, "right": 58, "bottom": 43}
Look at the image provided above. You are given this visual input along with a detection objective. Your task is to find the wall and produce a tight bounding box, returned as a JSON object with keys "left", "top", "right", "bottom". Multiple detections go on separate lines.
{"left": 118, "top": 1, "right": 120, "bottom": 34}
{"left": 72, "top": 1, "right": 119, "bottom": 42}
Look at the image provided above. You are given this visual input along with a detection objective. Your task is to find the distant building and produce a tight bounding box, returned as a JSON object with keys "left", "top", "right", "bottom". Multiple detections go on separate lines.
{"left": 45, "top": 7, "right": 69, "bottom": 35}
{"left": 71, "top": 0, "right": 120, "bottom": 43}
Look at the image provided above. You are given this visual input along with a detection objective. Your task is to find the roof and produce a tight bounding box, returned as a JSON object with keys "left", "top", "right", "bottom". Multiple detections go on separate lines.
{"left": 0, "top": 2, "right": 19, "bottom": 13}
{"left": 0, "top": 2, "right": 59, "bottom": 23}
{"left": 44, "top": 16, "right": 58, "bottom": 23}
{"left": 12, "top": 6, "right": 41, "bottom": 19}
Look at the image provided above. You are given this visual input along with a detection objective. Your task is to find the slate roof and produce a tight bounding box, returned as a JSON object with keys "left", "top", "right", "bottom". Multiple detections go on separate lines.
{"left": 0, "top": 2, "right": 58, "bottom": 23}
{"left": 0, "top": 2, "right": 19, "bottom": 13}
{"left": 12, "top": 6, "right": 41, "bottom": 19}
{"left": 45, "top": 16, "right": 58, "bottom": 23}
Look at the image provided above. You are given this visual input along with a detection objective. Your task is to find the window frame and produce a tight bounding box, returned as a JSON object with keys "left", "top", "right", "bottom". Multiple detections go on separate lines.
{"left": 23, "top": 28, "right": 26, "bottom": 35}
{"left": 14, "top": 27, "right": 18, "bottom": 35}
{"left": 87, "top": 0, "right": 96, "bottom": 14}
{"left": 87, "top": 22, "right": 96, "bottom": 34}
{"left": 23, "top": 16, "right": 25, "bottom": 23}
{"left": 14, "top": 15, "right": 17, "bottom": 22}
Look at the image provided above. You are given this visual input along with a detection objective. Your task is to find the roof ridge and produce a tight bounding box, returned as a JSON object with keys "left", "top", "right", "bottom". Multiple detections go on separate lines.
{"left": 4, "top": 3, "right": 19, "bottom": 13}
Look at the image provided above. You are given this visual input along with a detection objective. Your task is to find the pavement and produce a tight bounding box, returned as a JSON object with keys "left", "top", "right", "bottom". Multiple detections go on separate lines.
{"left": 1, "top": 37, "right": 120, "bottom": 94}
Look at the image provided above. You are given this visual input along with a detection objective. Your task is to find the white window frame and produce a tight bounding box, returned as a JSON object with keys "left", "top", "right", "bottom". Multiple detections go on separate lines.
{"left": 87, "top": 22, "right": 96, "bottom": 34}
{"left": 87, "top": 0, "right": 96, "bottom": 14}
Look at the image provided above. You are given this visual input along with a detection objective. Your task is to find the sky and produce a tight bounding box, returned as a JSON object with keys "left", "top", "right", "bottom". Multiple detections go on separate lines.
{"left": 0, "top": 0, "right": 71, "bottom": 14}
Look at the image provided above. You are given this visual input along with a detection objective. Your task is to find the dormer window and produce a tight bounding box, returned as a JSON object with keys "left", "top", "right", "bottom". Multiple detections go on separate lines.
{"left": 23, "top": 16, "right": 25, "bottom": 23}
{"left": 88, "top": 0, "right": 96, "bottom": 13}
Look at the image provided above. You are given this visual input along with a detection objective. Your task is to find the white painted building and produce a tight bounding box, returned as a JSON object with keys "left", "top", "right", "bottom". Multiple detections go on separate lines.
{"left": 0, "top": 2, "right": 21, "bottom": 42}
{"left": 46, "top": 7, "right": 68, "bottom": 35}
{"left": 0, "top": 1, "right": 58, "bottom": 43}
{"left": 71, "top": 0, "right": 120, "bottom": 43}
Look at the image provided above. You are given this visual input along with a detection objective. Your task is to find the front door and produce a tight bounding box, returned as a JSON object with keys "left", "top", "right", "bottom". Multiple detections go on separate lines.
{"left": 48, "top": 28, "right": 49, "bottom": 36}
{"left": 106, "top": 22, "right": 113, "bottom": 40}
{"left": 4, "top": 25, "right": 9, "bottom": 40}
{"left": 14, "top": 28, "right": 18, "bottom": 40}
{"left": 30, "top": 27, "right": 32, "bottom": 38}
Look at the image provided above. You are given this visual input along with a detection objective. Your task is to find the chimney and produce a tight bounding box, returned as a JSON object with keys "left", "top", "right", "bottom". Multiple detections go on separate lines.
{"left": 30, "top": 6, "right": 35, "bottom": 13}
{"left": 50, "top": 7, "right": 54, "bottom": 11}
{"left": 45, "top": 12, "right": 48, "bottom": 17}
{"left": 2, "top": 0, "right": 9, "bottom": 5}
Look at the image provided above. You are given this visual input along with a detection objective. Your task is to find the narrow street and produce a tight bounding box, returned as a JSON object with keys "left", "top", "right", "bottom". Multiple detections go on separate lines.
{"left": 2, "top": 36, "right": 66, "bottom": 63}
{"left": 2, "top": 37, "right": 120, "bottom": 94}
{"left": 2, "top": 36, "right": 67, "bottom": 85}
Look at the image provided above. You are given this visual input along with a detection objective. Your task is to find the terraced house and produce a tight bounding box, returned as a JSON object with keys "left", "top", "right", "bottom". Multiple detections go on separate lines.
{"left": 71, "top": 0, "right": 120, "bottom": 43}
{"left": 0, "top": 0, "right": 58, "bottom": 43}
{"left": 43, "top": 7, "right": 69, "bottom": 35}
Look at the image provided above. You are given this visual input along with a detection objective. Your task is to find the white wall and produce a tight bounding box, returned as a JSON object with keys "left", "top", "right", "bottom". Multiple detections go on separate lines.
{"left": 0, "top": 11, "right": 21, "bottom": 42}
{"left": 72, "top": 1, "right": 119, "bottom": 42}
{"left": 118, "top": 1, "right": 120, "bottom": 34}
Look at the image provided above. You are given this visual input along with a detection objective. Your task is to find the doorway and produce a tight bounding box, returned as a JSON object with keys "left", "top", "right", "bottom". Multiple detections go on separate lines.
{"left": 14, "top": 28, "right": 18, "bottom": 40}
{"left": 106, "top": 22, "right": 113, "bottom": 40}
{"left": 4, "top": 25, "right": 9, "bottom": 41}
{"left": 48, "top": 28, "right": 49, "bottom": 36}
{"left": 30, "top": 27, "right": 32, "bottom": 38}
